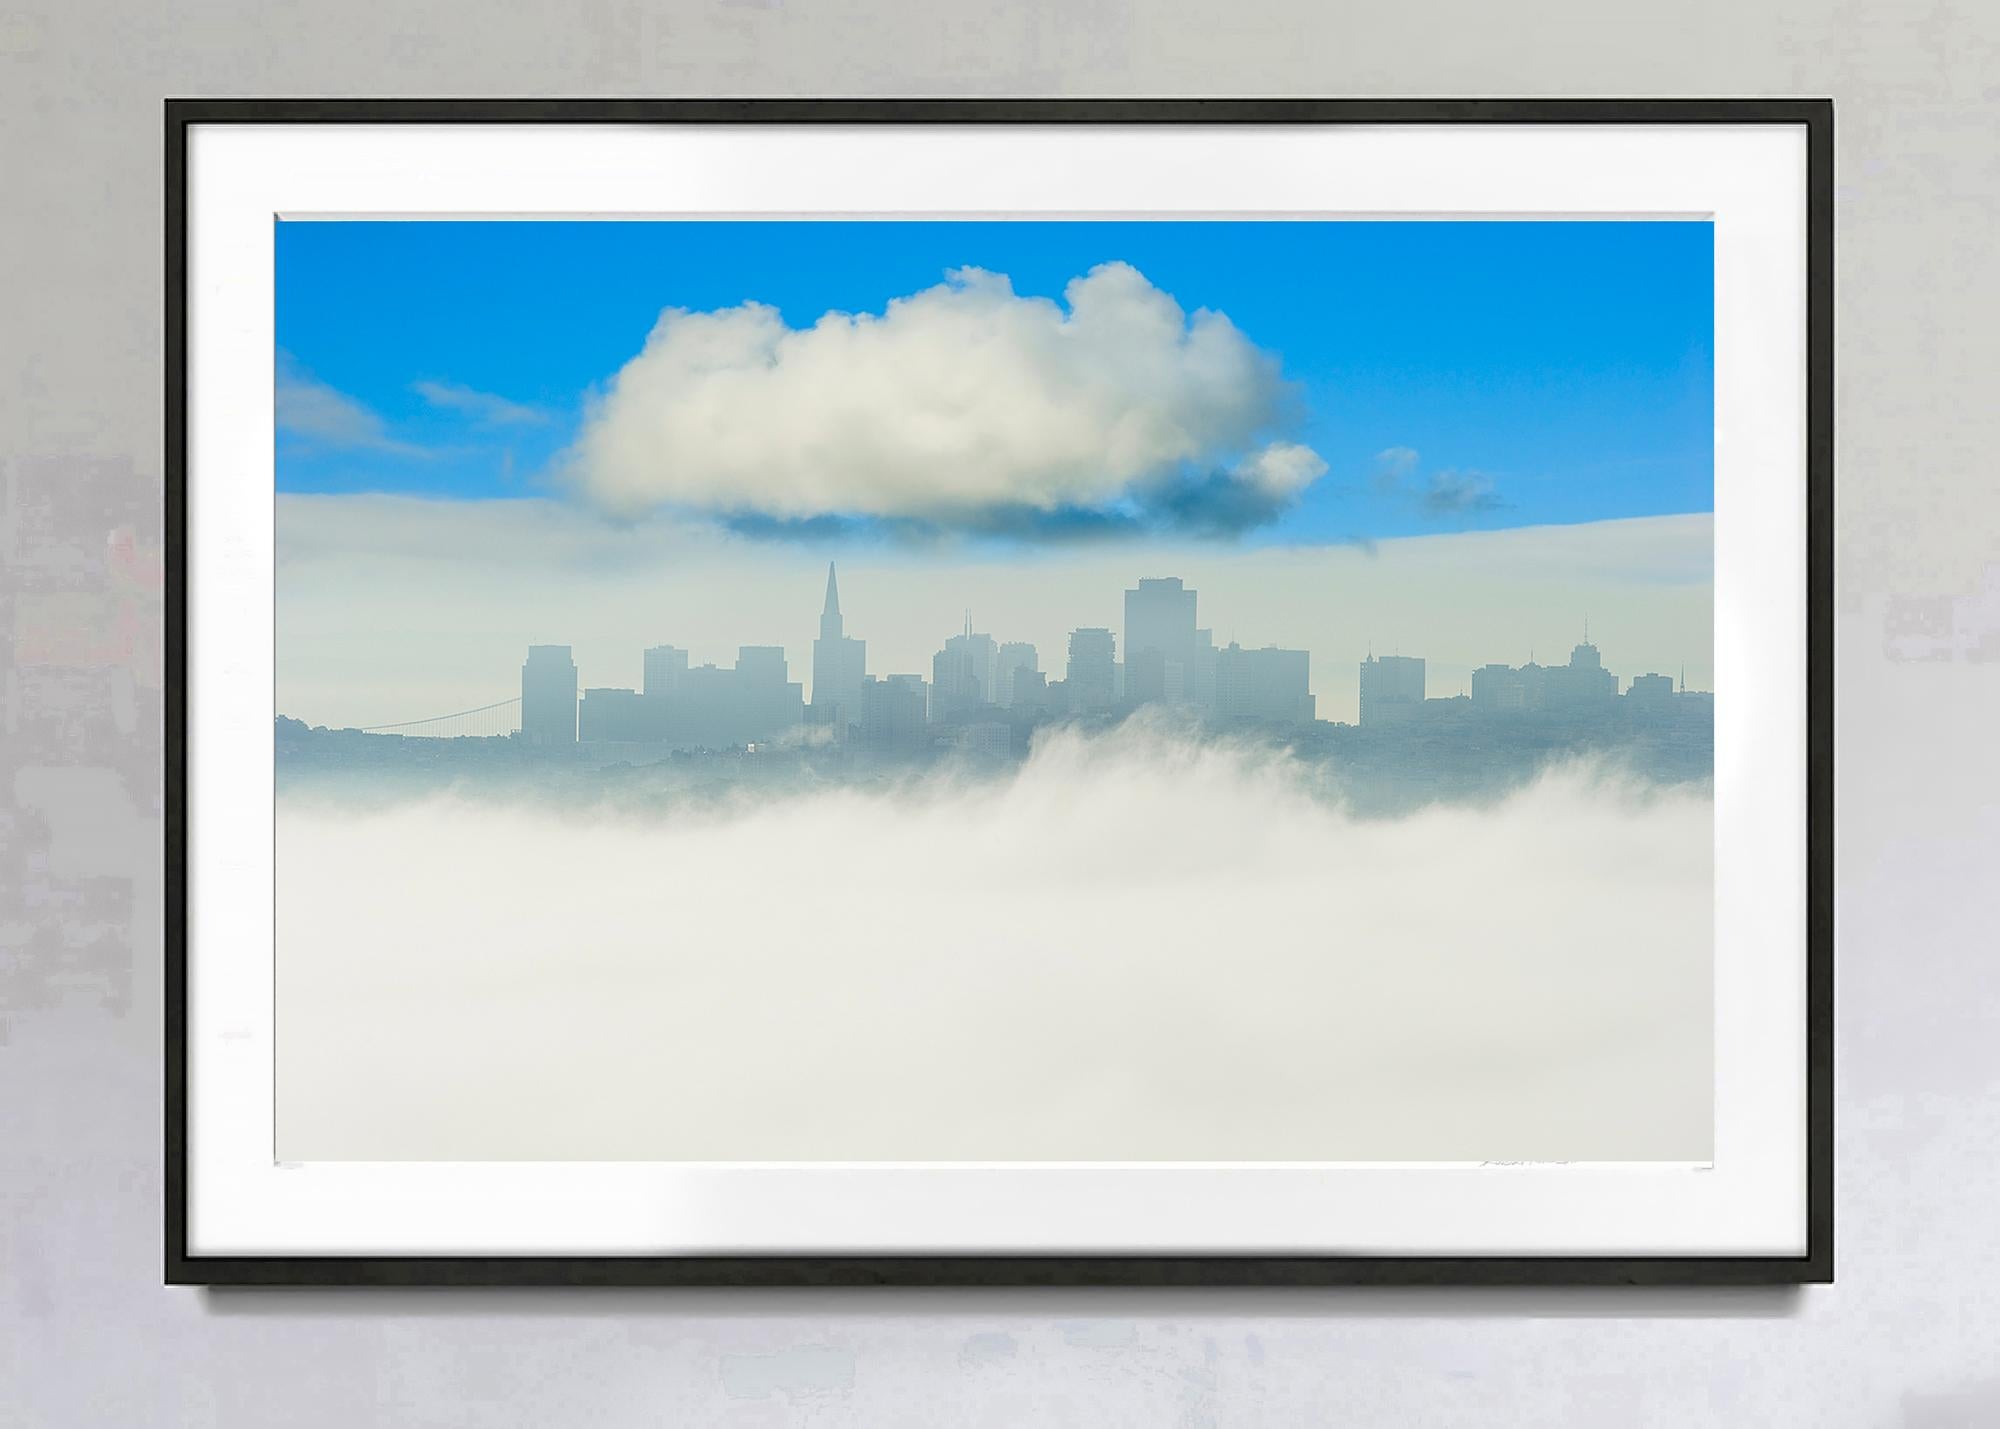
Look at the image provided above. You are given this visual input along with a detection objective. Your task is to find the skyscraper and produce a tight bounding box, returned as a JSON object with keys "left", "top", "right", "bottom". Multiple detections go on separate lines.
{"left": 810, "top": 562, "right": 866, "bottom": 739}
{"left": 1010, "top": 667, "right": 1050, "bottom": 712}
{"left": 1125, "top": 577, "right": 1195, "bottom": 678}
{"left": 1626, "top": 671, "right": 1675, "bottom": 708}
{"left": 1218, "top": 643, "right": 1315, "bottom": 726}
{"left": 642, "top": 644, "right": 689, "bottom": 698}
{"left": 931, "top": 626, "right": 998, "bottom": 719}
{"left": 1066, "top": 627, "right": 1116, "bottom": 714}
{"left": 520, "top": 644, "right": 578, "bottom": 746}
{"left": 1123, "top": 575, "right": 1222, "bottom": 712}
{"left": 1358, "top": 654, "right": 1426, "bottom": 725}
{"left": 578, "top": 686, "right": 650, "bottom": 742}
{"left": 1542, "top": 640, "right": 1618, "bottom": 705}
{"left": 861, "top": 673, "right": 930, "bottom": 751}
{"left": 1471, "top": 662, "right": 1527, "bottom": 711}
{"left": 664, "top": 647, "right": 804, "bottom": 749}
{"left": 731, "top": 645, "right": 806, "bottom": 743}
{"left": 1124, "top": 646, "right": 1170, "bottom": 705}
{"left": 993, "top": 641, "right": 1038, "bottom": 708}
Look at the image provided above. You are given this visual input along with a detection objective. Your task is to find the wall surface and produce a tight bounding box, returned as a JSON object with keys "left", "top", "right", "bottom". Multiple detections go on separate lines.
{"left": 3, "top": 2, "right": 1997, "bottom": 1423}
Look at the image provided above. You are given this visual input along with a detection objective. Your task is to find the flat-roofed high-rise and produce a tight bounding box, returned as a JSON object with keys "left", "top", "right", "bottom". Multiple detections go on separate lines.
{"left": 521, "top": 644, "right": 578, "bottom": 745}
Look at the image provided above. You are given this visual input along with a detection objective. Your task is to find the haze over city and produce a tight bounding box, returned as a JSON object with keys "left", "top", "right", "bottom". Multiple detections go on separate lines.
{"left": 277, "top": 500, "right": 1713, "bottom": 733}
{"left": 294, "top": 557, "right": 1707, "bottom": 752}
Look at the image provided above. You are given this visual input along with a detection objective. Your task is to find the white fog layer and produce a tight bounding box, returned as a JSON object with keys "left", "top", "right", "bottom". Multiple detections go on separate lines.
{"left": 277, "top": 726, "right": 1712, "bottom": 1162}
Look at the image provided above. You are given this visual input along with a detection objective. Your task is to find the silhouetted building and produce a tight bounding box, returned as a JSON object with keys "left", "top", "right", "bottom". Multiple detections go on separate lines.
{"left": 1185, "top": 629, "right": 1218, "bottom": 713}
{"left": 1471, "top": 662, "right": 1527, "bottom": 712}
{"left": 579, "top": 686, "right": 650, "bottom": 743}
{"left": 1217, "top": 642, "right": 1314, "bottom": 726}
{"left": 811, "top": 562, "right": 866, "bottom": 740}
{"left": 1125, "top": 646, "right": 1169, "bottom": 705}
{"left": 664, "top": 646, "right": 804, "bottom": 749}
{"left": 861, "top": 674, "right": 930, "bottom": 751}
{"left": 736, "top": 645, "right": 787, "bottom": 685}
{"left": 1125, "top": 576, "right": 1195, "bottom": 655}
{"left": 1543, "top": 641, "right": 1618, "bottom": 706}
{"left": 643, "top": 644, "right": 689, "bottom": 698}
{"left": 739, "top": 645, "right": 806, "bottom": 742}
{"left": 568, "top": 643, "right": 802, "bottom": 749}
{"left": 520, "top": 644, "right": 578, "bottom": 746}
{"left": 993, "top": 641, "right": 1038, "bottom": 708}
{"left": 1122, "top": 576, "right": 1216, "bottom": 711}
{"left": 1626, "top": 671, "right": 1675, "bottom": 708}
{"left": 1010, "top": 667, "right": 1051, "bottom": 713}
{"left": 1066, "top": 627, "right": 1116, "bottom": 714}
{"left": 1124, "top": 576, "right": 1194, "bottom": 702}
{"left": 932, "top": 627, "right": 998, "bottom": 719}
{"left": 1358, "top": 654, "right": 1425, "bottom": 726}
{"left": 1473, "top": 641, "right": 1619, "bottom": 714}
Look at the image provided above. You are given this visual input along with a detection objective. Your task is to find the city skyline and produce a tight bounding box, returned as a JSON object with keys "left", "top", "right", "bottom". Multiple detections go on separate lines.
{"left": 276, "top": 497, "right": 1713, "bottom": 732}
{"left": 300, "top": 559, "right": 1710, "bottom": 751}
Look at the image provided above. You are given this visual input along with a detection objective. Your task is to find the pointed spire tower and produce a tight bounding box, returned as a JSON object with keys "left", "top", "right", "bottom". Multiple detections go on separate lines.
{"left": 812, "top": 560, "right": 866, "bottom": 740}
{"left": 820, "top": 561, "right": 843, "bottom": 641}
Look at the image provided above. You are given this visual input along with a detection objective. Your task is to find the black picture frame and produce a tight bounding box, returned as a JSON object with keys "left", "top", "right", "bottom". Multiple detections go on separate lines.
{"left": 165, "top": 97, "right": 1833, "bottom": 1288}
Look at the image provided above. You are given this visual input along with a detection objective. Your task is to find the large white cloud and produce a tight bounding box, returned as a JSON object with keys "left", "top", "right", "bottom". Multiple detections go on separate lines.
{"left": 561, "top": 262, "right": 1324, "bottom": 525}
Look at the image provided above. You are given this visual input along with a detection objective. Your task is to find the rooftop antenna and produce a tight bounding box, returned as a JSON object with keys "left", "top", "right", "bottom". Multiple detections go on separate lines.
{"left": 1679, "top": 662, "right": 1685, "bottom": 693}
{"left": 1584, "top": 612, "right": 1590, "bottom": 644}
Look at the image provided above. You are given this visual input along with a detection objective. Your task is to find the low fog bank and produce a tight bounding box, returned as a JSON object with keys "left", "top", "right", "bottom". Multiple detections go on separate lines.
{"left": 278, "top": 723, "right": 1713, "bottom": 1162}
{"left": 276, "top": 705, "right": 1712, "bottom": 825}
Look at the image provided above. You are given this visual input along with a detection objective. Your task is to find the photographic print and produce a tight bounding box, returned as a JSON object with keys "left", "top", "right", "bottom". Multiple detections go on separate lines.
{"left": 169, "top": 103, "right": 1827, "bottom": 1282}
{"left": 273, "top": 217, "right": 1716, "bottom": 1163}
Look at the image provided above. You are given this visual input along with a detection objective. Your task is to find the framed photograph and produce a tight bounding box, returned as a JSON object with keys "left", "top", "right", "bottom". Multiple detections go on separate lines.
{"left": 166, "top": 99, "right": 1832, "bottom": 1286}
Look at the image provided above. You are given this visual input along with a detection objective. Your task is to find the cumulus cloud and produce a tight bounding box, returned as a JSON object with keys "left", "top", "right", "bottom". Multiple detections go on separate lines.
{"left": 1373, "top": 446, "right": 1508, "bottom": 519}
{"left": 413, "top": 379, "right": 551, "bottom": 426}
{"left": 276, "top": 352, "right": 424, "bottom": 456}
{"left": 560, "top": 263, "right": 1325, "bottom": 535}
{"left": 277, "top": 726, "right": 1711, "bottom": 1164}
{"left": 1419, "top": 469, "right": 1507, "bottom": 516}
{"left": 1373, "top": 445, "right": 1421, "bottom": 487}
{"left": 1141, "top": 442, "right": 1331, "bottom": 538}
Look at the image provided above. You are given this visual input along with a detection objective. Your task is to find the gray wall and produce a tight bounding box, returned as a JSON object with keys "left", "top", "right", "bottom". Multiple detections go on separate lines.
{"left": 3, "top": 1, "right": 1995, "bottom": 1422}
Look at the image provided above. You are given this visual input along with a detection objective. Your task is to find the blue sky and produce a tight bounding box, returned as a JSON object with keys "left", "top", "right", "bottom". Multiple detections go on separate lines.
{"left": 274, "top": 219, "right": 1712, "bottom": 545}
